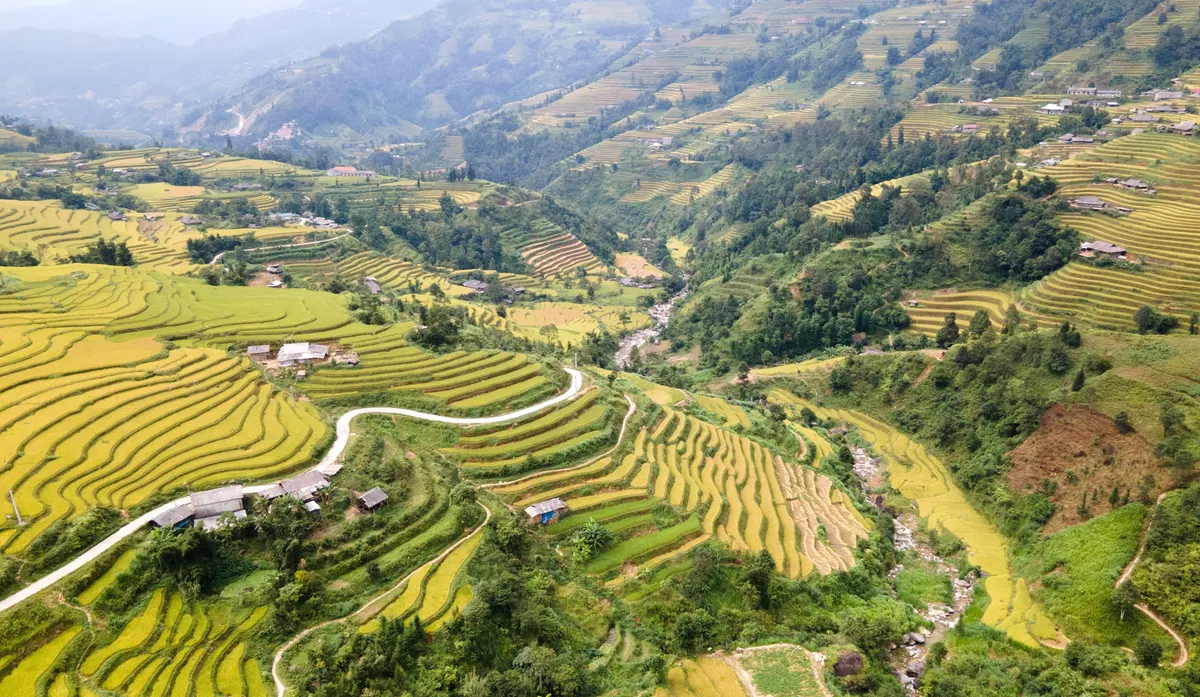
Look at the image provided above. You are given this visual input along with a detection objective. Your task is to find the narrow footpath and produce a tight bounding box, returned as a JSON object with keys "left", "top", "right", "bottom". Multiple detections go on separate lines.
{"left": 1116, "top": 493, "right": 1190, "bottom": 668}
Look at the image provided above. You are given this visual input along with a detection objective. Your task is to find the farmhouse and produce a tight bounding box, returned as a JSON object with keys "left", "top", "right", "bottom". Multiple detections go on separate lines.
{"left": 364, "top": 276, "right": 382, "bottom": 295}
{"left": 278, "top": 470, "right": 330, "bottom": 501}
{"left": 1079, "top": 240, "right": 1127, "bottom": 259}
{"left": 1168, "top": 121, "right": 1196, "bottom": 135}
{"left": 179, "top": 216, "right": 204, "bottom": 226}
{"left": 267, "top": 280, "right": 284, "bottom": 289}
{"left": 462, "top": 279, "right": 488, "bottom": 293}
{"left": 246, "top": 345, "right": 272, "bottom": 360}
{"left": 192, "top": 485, "right": 246, "bottom": 529}
{"left": 277, "top": 342, "right": 330, "bottom": 366}
{"left": 1117, "top": 178, "right": 1155, "bottom": 193}
{"left": 1069, "top": 196, "right": 1108, "bottom": 210}
{"left": 325, "top": 166, "right": 376, "bottom": 178}
{"left": 150, "top": 502, "right": 194, "bottom": 529}
{"left": 107, "top": 211, "right": 127, "bottom": 222}
{"left": 953, "top": 123, "right": 979, "bottom": 134}
{"left": 1039, "top": 103, "right": 1065, "bottom": 115}
{"left": 525, "top": 498, "right": 568, "bottom": 525}
{"left": 358, "top": 487, "right": 389, "bottom": 512}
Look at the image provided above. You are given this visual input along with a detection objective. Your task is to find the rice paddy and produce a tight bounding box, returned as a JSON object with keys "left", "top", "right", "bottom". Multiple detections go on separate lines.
{"left": 769, "top": 390, "right": 1061, "bottom": 648}
{"left": 499, "top": 397, "right": 869, "bottom": 582}
{"left": 0, "top": 265, "right": 338, "bottom": 552}
{"left": 1018, "top": 133, "right": 1200, "bottom": 330}
{"left": 500, "top": 218, "right": 607, "bottom": 277}
{"left": 359, "top": 522, "right": 484, "bottom": 633}
{"left": 78, "top": 588, "right": 269, "bottom": 697}
{"left": 657, "top": 658, "right": 749, "bottom": 697}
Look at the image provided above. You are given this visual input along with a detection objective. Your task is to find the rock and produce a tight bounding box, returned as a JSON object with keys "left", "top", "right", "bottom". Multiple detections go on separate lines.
{"left": 905, "top": 660, "right": 926, "bottom": 677}
{"left": 834, "top": 650, "right": 864, "bottom": 677}
{"left": 901, "top": 632, "right": 926, "bottom": 646}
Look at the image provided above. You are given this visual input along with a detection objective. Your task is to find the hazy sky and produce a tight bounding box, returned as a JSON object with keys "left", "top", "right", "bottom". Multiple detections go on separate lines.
{"left": 0, "top": 0, "right": 305, "bottom": 43}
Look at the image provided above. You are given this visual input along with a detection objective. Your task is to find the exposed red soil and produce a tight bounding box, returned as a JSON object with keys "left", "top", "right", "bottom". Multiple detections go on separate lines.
{"left": 1007, "top": 404, "right": 1167, "bottom": 533}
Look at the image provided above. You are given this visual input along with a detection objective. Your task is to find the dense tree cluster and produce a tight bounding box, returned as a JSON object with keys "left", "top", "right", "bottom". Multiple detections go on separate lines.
{"left": 67, "top": 239, "right": 135, "bottom": 266}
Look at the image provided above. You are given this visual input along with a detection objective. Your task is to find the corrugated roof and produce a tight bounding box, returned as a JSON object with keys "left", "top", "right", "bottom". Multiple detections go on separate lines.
{"left": 151, "top": 503, "right": 194, "bottom": 528}
{"left": 191, "top": 485, "right": 243, "bottom": 508}
{"left": 281, "top": 470, "right": 329, "bottom": 495}
{"left": 358, "top": 487, "right": 389, "bottom": 508}
{"left": 524, "top": 498, "right": 568, "bottom": 517}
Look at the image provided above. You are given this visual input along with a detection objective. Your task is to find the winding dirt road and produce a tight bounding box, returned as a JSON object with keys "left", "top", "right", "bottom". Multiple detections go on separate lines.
{"left": 0, "top": 368, "right": 584, "bottom": 615}
{"left": 271, "top": 502, "right": 494, "bottom": 697}
{"left": 208, "top": 233, "right": 351, "bottom": 266}
{"left": 1116, "top": 493, "right": 1190, "bottom": 668}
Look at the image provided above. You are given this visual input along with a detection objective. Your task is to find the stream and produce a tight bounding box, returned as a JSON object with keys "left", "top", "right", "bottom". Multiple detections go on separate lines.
{"left": 851, "top": 446, "right": 975, "bottom": 693}
{"left": 615, "top": 283, "right": 689, "bottom": 368}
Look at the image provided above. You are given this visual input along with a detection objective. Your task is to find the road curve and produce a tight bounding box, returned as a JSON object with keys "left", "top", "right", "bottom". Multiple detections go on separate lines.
{"left": 0, "top": 368, "right": 584, "bottom": 615}
{"left": 208, "top": 233, "right": 351, "bottom": 266}
{"left": 1116, "top": 493, "right": 1190, "bottom": 668}
{"left": 272, "top": 501, "right": 494, "bottom": 697}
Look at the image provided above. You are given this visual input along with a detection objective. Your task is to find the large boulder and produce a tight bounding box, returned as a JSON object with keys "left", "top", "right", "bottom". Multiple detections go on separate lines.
{"left": 834, "top": 650, "right": 865, "bottom": 677}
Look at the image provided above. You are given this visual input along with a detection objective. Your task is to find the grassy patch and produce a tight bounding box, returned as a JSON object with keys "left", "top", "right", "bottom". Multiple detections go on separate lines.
{"left": 1012, "top": 504, "right": 1162, "bottom": 646}
{"left": 741, "top": 646, "right": 823, "bottom": 697}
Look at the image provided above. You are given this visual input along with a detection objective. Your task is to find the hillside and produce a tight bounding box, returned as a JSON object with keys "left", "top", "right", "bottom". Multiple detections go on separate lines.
{"left": 207, "top": 0, "right": 738, "bottom": 139}
{"left": 0, "top": 0, "right": 441, "bottom": 132}
{"left": 3, "top": 0, "right": 1200, "bottom": 696}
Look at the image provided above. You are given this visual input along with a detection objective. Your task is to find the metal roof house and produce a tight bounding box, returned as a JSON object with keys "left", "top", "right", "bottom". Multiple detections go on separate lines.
{"left": 150, "top": 502, "right": 194, "bottom": 529}
{"left": 191, "top": 485, "right": 244, "bottom": 519}
{"left": 276, "top": 343, "right": 329, "bottom": 366}
{"left": 279, "top": 470, "right": 329, "bottom": 501}
{"left": 364, "top": 277, "right": 382, "bottom": 295}
{"left": 358, "top": 487, "right": 389, "bottom": 511}
{"left": 524, "top": 498, "right": 568, "bottom": 525}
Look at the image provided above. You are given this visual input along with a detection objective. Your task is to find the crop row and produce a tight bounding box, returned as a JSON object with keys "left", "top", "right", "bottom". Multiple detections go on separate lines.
{"left": 501, "top": 403, "right": 869, "bottom": 581}
{"left": 74, "top": 587, "right": 269, "bottom": 697}
{"left": 771, "top": 389, "right": 1058, "bottom": 648}
{"left": 359, "top": 526, "right": 483, "bottom": 633}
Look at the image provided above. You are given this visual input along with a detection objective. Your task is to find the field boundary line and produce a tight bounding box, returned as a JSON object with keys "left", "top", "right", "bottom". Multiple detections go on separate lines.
{"left": 209, "top": 233, "right": 351, "bottom": 265}
{"left": 480, "top": 393, "right": 636, "bottom": 490}
{"left": 271, "top": 501, "right": 494, "bottom": 697}
{"left": 0, "top": 368, "right": 584, "bottom": 614}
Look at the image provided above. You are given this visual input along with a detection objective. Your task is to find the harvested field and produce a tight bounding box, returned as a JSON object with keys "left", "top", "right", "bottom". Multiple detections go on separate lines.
{"left": 1007, "top": 404, "right": 1162, "bottom": 532}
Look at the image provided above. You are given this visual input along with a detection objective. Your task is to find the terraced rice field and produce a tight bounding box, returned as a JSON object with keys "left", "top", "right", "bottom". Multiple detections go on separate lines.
{"left": 1017, "top": 134, "right": 1200, "bottom": 329}
{"left": 0, "top": 265, "right": 404, "bottom": 550}
{"left": 657, "top": 658, "right": 748, "bottom": 697}
{"left": 300, "top": 323, "right": 551, "bottom": 408}
{"left": 500, "top": 401, "right": 869, "bottom": 581}
{"left": 444, "top": 389, "right": 618, "bottom": 476}
{"left": 528, "top": 33, "right": 758, "bottom": 130}
{"left": 76, "top": 588, "right": 269, "bottom": 697}
{"left": 500, "top": 218, "right": 606, "bottom": 277}
{"left": 621, "top": 180, "right": 681, "bottom": 203}
{"left": 1122, "top": 0, "right": 1200, "bottom": 49}
{"left": 360, "top": 524, "right": 483, "bottom": 633}
{"left": 905, "top": 288, "right": 1056, "bottom": 334}
{"left": 0, "top": 200, "right": 192, "bottom": 271}
{"left": 0, "top": 624, "right": 83, "bottom": 696}
{"left": 770, "top": 391, "right": 1060, "bottom": 647}
{"left": 811, "top": 173, "right": 929, "bottom": 223}
{"left": 693, "top": 395, "right": 751, "bottom": 428}
{"left": 669, "top": 165, "right": 737, "bottom": 205}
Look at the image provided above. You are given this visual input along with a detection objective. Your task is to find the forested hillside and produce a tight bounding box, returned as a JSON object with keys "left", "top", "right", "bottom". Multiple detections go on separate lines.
{"left": 2, "top": 0, "right": 1200, "bottom": 695}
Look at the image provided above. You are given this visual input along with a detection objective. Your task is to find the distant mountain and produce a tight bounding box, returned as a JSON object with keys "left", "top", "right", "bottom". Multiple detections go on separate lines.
{"left": 0, "top": 0, "right": 441, "bottom": 134}
{"left": 0, "top": 0, "right": 300, "bottom": 45}
{"left": 204, "top": 0, "right": 733, "bottom": 141}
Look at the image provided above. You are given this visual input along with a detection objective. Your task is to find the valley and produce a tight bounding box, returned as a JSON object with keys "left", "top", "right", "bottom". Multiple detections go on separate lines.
{"left": 1, "top": 0, "right": 1199, "bottom": 695}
